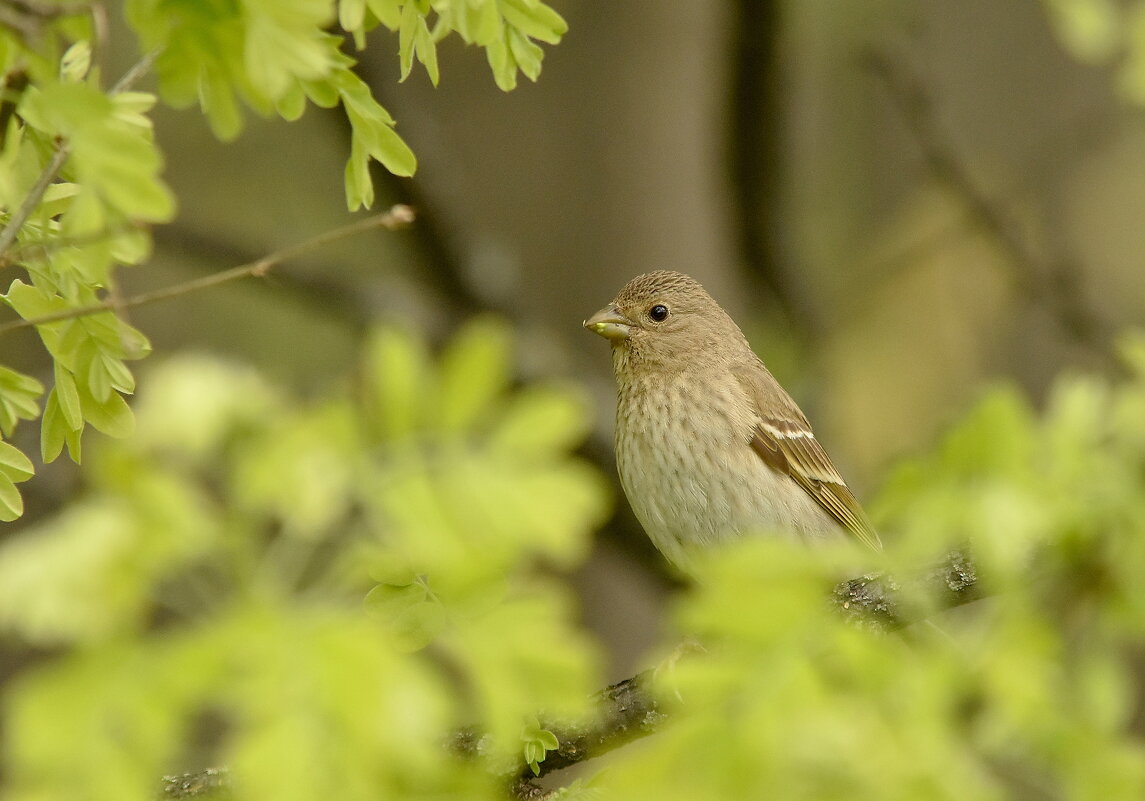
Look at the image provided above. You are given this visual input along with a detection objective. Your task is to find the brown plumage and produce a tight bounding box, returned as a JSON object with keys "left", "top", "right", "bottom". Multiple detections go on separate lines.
{"left": 584, "top": 270, "right": 880, "bottom": 571}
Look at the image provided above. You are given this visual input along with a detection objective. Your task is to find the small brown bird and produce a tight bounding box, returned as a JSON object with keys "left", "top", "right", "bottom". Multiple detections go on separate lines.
{"left": 584, "top": 270, "right": 880, "bottom": 571}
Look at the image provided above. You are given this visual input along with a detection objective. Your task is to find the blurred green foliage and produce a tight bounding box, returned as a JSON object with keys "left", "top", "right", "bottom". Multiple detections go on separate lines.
{"left": 0, "top": 0, "right": 567, "bottom": 522}
{"left": 1043, "top": 0, "right": 1145, "bottom": 102}
{"left": 600, "top": 332, "right": 1145, "bottom": 800}
{"left": 0, "top": 319, "right": 610, "bottom": 800}
{"left": 7, "top": 323, "right": 1145, "bottom": 798}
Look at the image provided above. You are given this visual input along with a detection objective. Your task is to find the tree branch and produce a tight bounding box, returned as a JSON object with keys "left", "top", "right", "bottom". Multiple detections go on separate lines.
{"left": 727, "top": 1, "right": 811, "bottom": 335}
{"left": 0, "top": 206, "right": 415, "bottom": 337}
{"left": 511, "top": 549, "right": 979, "bottom": 782}
{"left": 158, "top": 549, "right": 980, "bottom": 799}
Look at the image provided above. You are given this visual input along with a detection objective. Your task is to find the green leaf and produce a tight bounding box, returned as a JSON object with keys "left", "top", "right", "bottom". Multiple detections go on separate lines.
{"left": 486, "top": 32, "right": 518, "bottom": 91}
{"left": 0, "top": 441, "right": 34, "bottom": 482}
{"left": 508, "top": 27, "right": 544, "bottom": 82}
{"left": 40, "top": 389, "right": 69, "bottom": 464}
{"left": 471, "top": 0, "right": 502, "bottom": 45}
{"left": 79, "top": 385, "right": 134, "bottom": 439}
{"left": 364, "top": 580, "right": 447, "bottom": 651}
{"left": 109, "top": 225, "right": 153, "bottom": 266}
{"left": 338, "top": 72, "right": 417, "bottom": 177}
{"left": 117, "top": 321, "right": 153, "bottom": 361}
{"left": 360, "top": 119, "right": 416, "bottom": 177}
{"left": 437, "top": 316, "right": 512, "bottom": 432}
{"left": 522, "top": 716, "right": 560, "bottom": 775}
{"left": 366, "top": 0, "right": 402, "bottom": 29}
{"left": 200, "top": 69, "right": 245, "bottom": 140}
{"left": 940, "top": 385, "right": 1037, "bottom": 477}
{"left": 364, "top": 325, "right": 433, "bottom": 439}
{"left": 336, "top": 69, "right": 395, "bottom": 123}
{"left": 243, "top": 0, "right": 335, "bottom": 102}
{"left": 487, "top": 384, "right": 592, "bottom": 458}
{"left": 53, "top": 365, "right": 83, "bottom": 431}
{"left": 501, "top": 0, "right": 568, "bottom": 44}
{"left": 340, "top": 0, "right": 367, "bottom": 35}
{"left": 100, "top": 353, "right": 136, "bottom": 396}
{"left": 80, "top": 345, "right": 135, "bottom": 405}
{"left": 60, "top": 40, "right": 92, "bottom": 83}
{"left": 0, "top": 366, "right": 44, "bottom": 437}
{"left": 0, "top": 474, "right": 22, "bottom": 521}
{"left": 439, "top": 594, "right": 598, "bottom": 754}
{"left": 111, "top": 91, "right": 158, "bottom": 123}
{"left": 22, "top": 83, "right": 175, "bottom": 222}
{"left": 275, "top": 81, "right": 307, "bottom": 120}
{"left": 398, "top": 2, "right": 418, "bottom": 81}
{"left": 64, "top": 421, "right": 83, "bottom": 463}
{"left": 344, "top": 136, "right": 374, "bottom": 211}
{"left": 3, "top": 279, "right": 68, "bottom": 322}
{"left": 414, "top": 15, "right": 441, "bottom": 86}
{"left": 302, "top": 77, "right": 340, "bottom": 108}
{"left": 231, "top": 401, "right": 357, "bottom": 539}
{"left": 84, "top": 348, "right": 113, "bottom": 404}
{"left": 38, "top": 182, "right": 81, "bottom": 218}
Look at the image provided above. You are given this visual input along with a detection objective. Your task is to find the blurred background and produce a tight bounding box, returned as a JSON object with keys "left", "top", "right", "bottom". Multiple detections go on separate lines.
{"left": 11, "top": 0, "right": 1144, "bottom": 681}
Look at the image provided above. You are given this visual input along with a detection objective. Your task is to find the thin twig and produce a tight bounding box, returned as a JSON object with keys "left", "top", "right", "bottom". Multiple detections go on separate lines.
{"left": 9, "top": 0, "right": 75, "bottom": 17}
{"left": 0, "top": 144, "right": 68, "bottom": 259}
{"left": 0, "top": 0, "right": 83, "bottom": 42}
{"left": 111, "top": 47, "right": 160, "bottom": 95}
{"left": 89, "top": 1, "right": 110, "bottom": 88}
{"left": 0, "top": 6, "right": 38, "bottom": 43}
{"left": 0, "top": 206, "right": 416, "bottom": 337}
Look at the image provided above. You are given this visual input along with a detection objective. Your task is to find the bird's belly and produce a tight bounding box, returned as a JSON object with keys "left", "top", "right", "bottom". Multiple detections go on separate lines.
{"left": 615, "top": 394, "right": 835, "bottom": 570}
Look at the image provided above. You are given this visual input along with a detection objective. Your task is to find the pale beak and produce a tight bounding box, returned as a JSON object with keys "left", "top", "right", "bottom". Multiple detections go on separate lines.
{"left": 583, "top": 305, "right": 634, "bottom": 341}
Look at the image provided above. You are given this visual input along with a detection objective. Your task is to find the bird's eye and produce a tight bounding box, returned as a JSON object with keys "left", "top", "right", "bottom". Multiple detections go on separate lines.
{"left": 648, "top": 304, "right": 669, "bottom": 322}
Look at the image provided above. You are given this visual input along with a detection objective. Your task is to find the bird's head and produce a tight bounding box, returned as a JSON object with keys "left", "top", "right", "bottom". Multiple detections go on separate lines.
{"left": 583, "top": 271, "right": 745, "bottom": 369}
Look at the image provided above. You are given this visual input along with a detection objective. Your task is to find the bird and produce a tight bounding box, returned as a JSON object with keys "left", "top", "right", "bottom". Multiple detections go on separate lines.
{"left": 583, "top": 270, "right": 880, "bottom": 572}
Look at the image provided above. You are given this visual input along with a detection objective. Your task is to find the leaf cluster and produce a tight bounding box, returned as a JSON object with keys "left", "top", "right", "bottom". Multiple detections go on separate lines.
{"left": 0, "top": 0, "right": 566, "bottom": 522}
{"left": 598, "top": 332, "right": 1145, "bottom": 800}
{"left": 0, "top": 319, "right": 610, "bottom": 800}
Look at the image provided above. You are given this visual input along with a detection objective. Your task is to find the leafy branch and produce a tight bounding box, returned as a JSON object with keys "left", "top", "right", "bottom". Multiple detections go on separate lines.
{"left": 0, "top": 0, "right": 569, "bottom": 522}
{"left": 0, "top": 204, "right": 415, "bottom": 337}
{"left": 0, "top": 48, "right": 158, "bottom": 264}
{"left": 161, "top": 549, "right": 981, "bottom": 800}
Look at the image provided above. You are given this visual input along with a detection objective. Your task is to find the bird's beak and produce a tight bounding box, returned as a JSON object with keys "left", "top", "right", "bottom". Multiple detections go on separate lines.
{"left": 583, "top": 305, "right": 634, "bottom": 341}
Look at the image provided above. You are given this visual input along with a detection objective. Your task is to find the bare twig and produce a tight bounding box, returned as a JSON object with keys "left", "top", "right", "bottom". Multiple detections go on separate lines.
{"left": 111, "top": 47, "right": 160, "bottom": 95}
{"left": 0, "top": 205, "right": 416, "bottom": 337}
{"left": 0, "top": 0, "right": 84, "bottom": 42}
{"left": 89, "top": 1, "right": 110, "bottom": 88}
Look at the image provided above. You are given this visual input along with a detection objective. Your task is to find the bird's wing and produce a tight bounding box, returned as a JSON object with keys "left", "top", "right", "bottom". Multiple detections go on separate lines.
{"left": 735, "top": 366, "right": 882, "bottom": 551}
